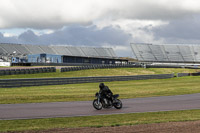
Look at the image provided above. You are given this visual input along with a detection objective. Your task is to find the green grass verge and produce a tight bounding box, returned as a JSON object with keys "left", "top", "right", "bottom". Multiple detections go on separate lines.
{"left": 1, "top": 76, "right": 200, "bottom": 104}
{"left": 0, "top": 68, "right": 199, "bottom": 79}
{"left": 1, "top": 109, "right": 200, "bottom": 132}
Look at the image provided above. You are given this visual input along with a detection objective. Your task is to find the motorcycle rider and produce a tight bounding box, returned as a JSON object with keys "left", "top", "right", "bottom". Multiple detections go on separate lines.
{"left": 99, "top": 83, "right": 113, "bottom": 105}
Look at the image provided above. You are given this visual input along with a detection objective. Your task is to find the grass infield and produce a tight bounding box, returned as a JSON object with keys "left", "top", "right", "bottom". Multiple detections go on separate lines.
{"left": 1, "top": 109, "right": 200, "bottom": 132}
{"left": 0, "top": 76, "right": 200, "bottom": 104}
{"left": 0, "top": 67, "right": 199, "bottom": 79}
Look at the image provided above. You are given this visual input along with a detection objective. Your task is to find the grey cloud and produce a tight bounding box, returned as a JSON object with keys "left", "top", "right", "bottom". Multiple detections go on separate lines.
{"left": 152, "top": 15, "right": 200, "bottom": 43}
{"left": 1, "top": 0, "right": 200, "bottom": 29}
{"left": 18, "top": 30, "right": 40, "bottom": 44}
{"left": 116, "top": 3, "right": 186, "bottom": 20}
{"left": 0, "top": 25, "right": 132, "bottom": 46}
{"left": 0, "top": 33, "right": 18, "bottom": 43}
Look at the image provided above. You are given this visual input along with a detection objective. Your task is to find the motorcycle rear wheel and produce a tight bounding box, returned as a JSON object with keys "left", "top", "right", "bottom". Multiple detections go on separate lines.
{"left": 114, "top": 99, "right": 122, "bottom": 109}
{"left": 93, "top": 99, "right": 103, "bottom": 110}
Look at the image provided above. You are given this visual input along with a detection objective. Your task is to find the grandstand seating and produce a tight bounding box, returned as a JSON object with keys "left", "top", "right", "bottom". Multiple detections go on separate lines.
{"left": 0, "top": 43, "right": 117, "bottom": 59}
{"left": 14, "top": 44, "right": 30, "bottom": 55}
{"left": 67, "top": 47, "right": 86, "bottom": 57}
{"left": 81, "top": 47, "right": 99, "bottom": 57}
{"left": 131, "top": 43, "right": 200, "bottom": 63}
{"left": 23, "top": 44, "right": 44, "bottom": 54}
{"left": 106, "top": 48, "right": 117, "bottom": 57}
{"left": 150, "top": 45, "right": 168, "bottom": 61}
{"left": 95, "top": 48, "right": 112, "bottom": 57}
{"left": 179, "top": 45, "right": 194, "bottom": 62}
{"left": 163, "top": 45, "right": 184, "bottom": 62}
{"left": 135, "top": 44, "right": 156, "bottom": 61}
{"left": 130, "top": 43, "right": 144, "bottom": 61}
{"left": 192, "top": 45, "right": 200, "bottom": 61}
{"left": 0, "top": 46, "right": 7, "bottom": 55}
{"left": 49, "top": 46, "right": 72, "bottom": 55}
{"left": 39, "top": 45, "right": 55, "bottom": 54}
{"left": 0, "top": 44, "right": 20, "bottom": 54}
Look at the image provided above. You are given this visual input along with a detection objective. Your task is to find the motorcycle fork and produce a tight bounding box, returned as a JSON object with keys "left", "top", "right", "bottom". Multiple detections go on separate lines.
{"left": 97, "top": 98, "right": 100, "bottom": 104}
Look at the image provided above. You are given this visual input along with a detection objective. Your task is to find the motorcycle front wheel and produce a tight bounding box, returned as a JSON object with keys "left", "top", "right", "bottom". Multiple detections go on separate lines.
{"left": 114, "top": 99, "right": 122, "bottom": 109}
{"left": 93, "top": 99, "right": 103, "bottom": 110}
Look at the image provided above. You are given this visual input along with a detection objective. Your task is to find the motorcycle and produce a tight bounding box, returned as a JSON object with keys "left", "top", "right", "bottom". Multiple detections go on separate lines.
{"left": 93, "top": 92, "right": 122, "bottom": 110}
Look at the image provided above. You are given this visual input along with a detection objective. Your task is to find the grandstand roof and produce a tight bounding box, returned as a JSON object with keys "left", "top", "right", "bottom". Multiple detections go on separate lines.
{"left": 131, "top": 43, "right": 200, "bottom": 63}
{"left": 0, "top": 43, "right": 117, "bottom": 58}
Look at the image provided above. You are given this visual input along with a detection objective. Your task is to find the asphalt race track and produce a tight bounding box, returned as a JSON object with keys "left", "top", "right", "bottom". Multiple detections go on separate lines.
{"left": 1, "top": 93, "right": 200, "bottom": 120}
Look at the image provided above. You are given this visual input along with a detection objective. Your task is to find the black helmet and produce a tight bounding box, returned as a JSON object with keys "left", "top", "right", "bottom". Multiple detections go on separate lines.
{"left": 99, "top": 83, "right": 105, "bottom": 90}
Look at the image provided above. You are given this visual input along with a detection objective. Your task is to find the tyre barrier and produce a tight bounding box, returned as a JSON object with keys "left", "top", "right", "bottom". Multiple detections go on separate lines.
{"left": 0, "top": 67, "right": 56, "bottom": 76}
{"left": 0, "top": 73, "right": 174, "bottom": 88}
{"left": 60, "top": 64, "right": 139, "bottom": 72}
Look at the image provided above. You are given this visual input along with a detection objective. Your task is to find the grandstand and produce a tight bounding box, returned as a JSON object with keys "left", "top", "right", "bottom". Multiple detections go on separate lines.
{"left": 0, "top": 43, "right": 127, "bottom": 65}
{"left": 131, "top": 43, "right": 200, "bottom": 63}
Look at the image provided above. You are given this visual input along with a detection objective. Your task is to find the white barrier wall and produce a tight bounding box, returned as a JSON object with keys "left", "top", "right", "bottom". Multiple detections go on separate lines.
{"left": 0, "top": 62, "right": 11, "bottom": 66}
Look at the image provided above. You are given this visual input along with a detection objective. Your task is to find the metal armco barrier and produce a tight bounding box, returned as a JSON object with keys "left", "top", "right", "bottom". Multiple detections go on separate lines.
{"left": 0, "top": 74, "right": 174, "bottom": 88}
{"left": 177, "top": 73, "right": 190, "bottom": 77}
{"left": 190, "top": 72, "right": 200, "bottom": 76}
{"left": 146, "top": 65, "right": 182, "bottom": 68}
{"left": 177, "top": 72, "right": 200, "bottom": 77}
{"left": 0, "top": 67, "right": 56, "bottom": 76}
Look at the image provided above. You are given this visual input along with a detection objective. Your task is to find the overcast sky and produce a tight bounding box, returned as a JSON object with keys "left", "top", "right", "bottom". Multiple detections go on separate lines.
{"left": 0, "top": 0, "right": 200, "bottom": 57}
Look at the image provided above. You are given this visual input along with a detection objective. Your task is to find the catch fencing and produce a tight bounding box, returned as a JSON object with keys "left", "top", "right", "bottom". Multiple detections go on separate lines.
{"left": 0, "top": 67, "right": 56, "bottom": 76}
{"left": 0, "top": 73, "right": 174, "bottom": 88}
